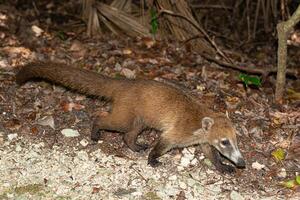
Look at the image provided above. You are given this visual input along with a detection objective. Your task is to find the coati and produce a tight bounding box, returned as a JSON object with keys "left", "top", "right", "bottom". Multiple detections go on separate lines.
{"left": 16, "top": 62, "right": 246, "bottom": 173}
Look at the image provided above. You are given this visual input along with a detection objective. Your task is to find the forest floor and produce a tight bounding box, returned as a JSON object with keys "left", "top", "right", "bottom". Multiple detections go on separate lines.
{"left": 0, "top": 2, "right": 299, "bottom": 200}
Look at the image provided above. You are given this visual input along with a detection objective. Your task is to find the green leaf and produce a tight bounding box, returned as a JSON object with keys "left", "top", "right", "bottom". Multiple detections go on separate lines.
{"left": 56, "top": 31, "right": 67, "bottom": 41}
{"left": 271, "top": 148, "right": 285, "bottom": 161}
{"left": 296, "top": 176, "right": 300, "bottom": 185}
{"left": 114, "top": 72, "right": 123, "bottom": 79}
{"left": 282, "top": 180, "right": 296, "bottom": 189}
{"left": 150, "top": 8, "right": 158, "bottom": 35}
{"left": 238, "top": 73, "right": 261, "bottom": 87}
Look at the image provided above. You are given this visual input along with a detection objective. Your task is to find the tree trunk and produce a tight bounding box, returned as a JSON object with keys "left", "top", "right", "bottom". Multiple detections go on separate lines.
{"left": 275, "top": 5, "right": 300, "bottom": 103}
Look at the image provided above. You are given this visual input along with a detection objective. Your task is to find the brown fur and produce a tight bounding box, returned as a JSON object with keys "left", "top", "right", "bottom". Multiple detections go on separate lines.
{"left": 16, "top": 62, "right": 243, "bottom": 173}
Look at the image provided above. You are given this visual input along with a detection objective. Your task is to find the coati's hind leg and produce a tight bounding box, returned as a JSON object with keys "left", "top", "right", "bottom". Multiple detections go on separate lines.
{"left": 91, "top": 112, "right": 148, "bottom": 152}
{"left": 148, "top": 137, "right": 172, "bottom": 167}
{"left": 123, "top": 120, "right": 148, "bottom": 152}
{"left": 90, "top": 112, "right": 128, "bottom": 142}
{"left": 201, "top": 143, "right": 235, "bottom": 173}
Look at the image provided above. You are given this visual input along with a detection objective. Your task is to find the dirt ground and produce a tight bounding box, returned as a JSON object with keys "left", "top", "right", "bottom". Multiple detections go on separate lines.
{"left": 0, "top": 2, "right": 299, "bottom": 200}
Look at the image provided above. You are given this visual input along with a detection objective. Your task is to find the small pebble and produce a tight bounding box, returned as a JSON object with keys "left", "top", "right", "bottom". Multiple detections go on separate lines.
{"left": 7, "top": 133, "right": 18, "bottom": 141}
{"left": 80, "top": 139, "right": 89, "bottom": 147}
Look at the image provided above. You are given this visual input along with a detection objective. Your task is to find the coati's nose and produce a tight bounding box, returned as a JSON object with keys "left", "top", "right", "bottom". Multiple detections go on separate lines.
{"left": 236, "top": 158, "right": 246, "bottom": 168}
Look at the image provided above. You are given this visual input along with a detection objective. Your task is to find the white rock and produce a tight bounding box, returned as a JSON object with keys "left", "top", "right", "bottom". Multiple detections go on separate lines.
{"left": 115, "top": 63, "right": 122, "bottom": 71}
{"left": 251, "top": 161, "right": 265, "bottom": 170}
{"left": 199, "top": 154, "right": 205, "bottom": 160}
{"left": 168, "top": 175, "right": 177, "bottom": 181}
{"left": 187, "top": 147, "right": 196, "bottom": 154}
{"left": 80, "top": 139, "right": 89, "bottom": 147}
{"left": 164, "top": 183, "right": 177, "bottom": 196}
{"left": 15, "top": 144, "right": 22, "bottom": 152}
{"left": 277, "top": 168, "right": 287, "bottom": 178}
{"left": 31, "top": 25, "right": 44, "bottom": 37}
{"left": 177, "top": 166, "right": 184, "bottom": 171}
{"left": 182, "top": 148, "right": 194, "bottom": 160}
{"left": 190, "top": 158, "right": 198, "bottom": 165}
{"left": 7, "top": 133, "right": 18, "bottom": 141}
{"left": 61, "top": 129, "right": 80, "bottom": 137}
{"left": 179, "top": 181, "right": 187, "bottom": 190}
{"left": 230, "top": 190, "right": 244, "bottom": 200}
{"left": 180, "top": 156, "right": 191, "bottom": 167}
{"left": 77, "top": 151, "right": 89, "bottom": 161}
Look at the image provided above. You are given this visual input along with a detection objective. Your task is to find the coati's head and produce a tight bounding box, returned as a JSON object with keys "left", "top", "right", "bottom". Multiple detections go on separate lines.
{"left": 196, "top": 115, "right": 246, "bottom": 168}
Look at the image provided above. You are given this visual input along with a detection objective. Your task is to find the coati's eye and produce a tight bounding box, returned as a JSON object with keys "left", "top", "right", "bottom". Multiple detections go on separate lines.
{"left": 221, "top": 139, "right": 230, "bottom": 146}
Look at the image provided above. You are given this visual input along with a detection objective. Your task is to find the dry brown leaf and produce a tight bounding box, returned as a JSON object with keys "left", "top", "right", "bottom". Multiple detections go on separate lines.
{"left": 61, "top": 102, "right": 85, "bottom": 112}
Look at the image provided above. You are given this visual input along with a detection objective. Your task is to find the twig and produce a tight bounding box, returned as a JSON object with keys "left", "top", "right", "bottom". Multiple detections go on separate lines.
{"left": 191, "top": 4, "right": 233, "bottom": 10}
{"left": 202, "top": 54, "right": 299, "bottom": 80}
{"left": 152, "top": 8, "right": 232, "bottom": 63}
{"left": 181, "top": 34, "right": 204, "bottom": 45}
{"left": 129, "top": 164, "right": 148, "bottom": 183}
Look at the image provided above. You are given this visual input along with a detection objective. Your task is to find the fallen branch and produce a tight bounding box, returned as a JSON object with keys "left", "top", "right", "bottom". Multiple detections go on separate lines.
{"left": 202, "top": 54, "right": 299, "bottom": 81}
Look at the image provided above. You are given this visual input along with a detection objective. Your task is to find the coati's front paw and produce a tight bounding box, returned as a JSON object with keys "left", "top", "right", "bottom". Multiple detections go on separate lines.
{"left": 216, "top": 164, "right": 236, "bottom": 174}
{"left": 91, "top": 130, "right": 101, "bottom": 141}
{"left": 91, "top": 133, "right": 101, "bottom": 142}
{"left": 148, "top": 158, "right": 162, "bottom": 167}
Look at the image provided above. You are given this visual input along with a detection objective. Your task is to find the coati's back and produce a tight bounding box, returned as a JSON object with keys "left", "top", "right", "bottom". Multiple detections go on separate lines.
{"left": 16, "top": 62, "right": 200, "bottom": 128}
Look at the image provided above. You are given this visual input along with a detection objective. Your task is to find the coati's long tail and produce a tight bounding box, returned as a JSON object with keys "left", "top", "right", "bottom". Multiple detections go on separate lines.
{"left": 16, "top": 62, "right": 122, "bottom": 98}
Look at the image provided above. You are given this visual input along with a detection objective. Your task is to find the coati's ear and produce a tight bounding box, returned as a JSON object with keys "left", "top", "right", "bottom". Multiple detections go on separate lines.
{"left": 202, "top": 117, "right": 214, "bottom": 132}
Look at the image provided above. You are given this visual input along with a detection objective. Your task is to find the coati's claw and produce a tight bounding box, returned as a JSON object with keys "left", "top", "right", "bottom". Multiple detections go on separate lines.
{"left": 135, "top": 144, "right": 149, "bottom": 152}
{"left": 91, "top": 135, "right": 100, "bottom": 142}
{"left": 148, "top": 158, "right": 162, "bottom": 167}
{"left": 216, "top": 164, "right": 236, "bottom": 174}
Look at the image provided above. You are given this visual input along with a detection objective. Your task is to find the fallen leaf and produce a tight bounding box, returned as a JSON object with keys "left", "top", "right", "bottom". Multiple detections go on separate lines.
{"left": 271, "top": 148, "right": 285, "bottom": 161}
{"left": 251, "top": 161, "right": 265, "bottom": 170}
{"left": 31, "top": 25, "right": 43, "bottom": 37}
{"left": 92, "top": 187, "right": 101, "bottom": 194}
{"left": 122, "top": 48, "right": 132, "bottom": 55}
{"left": 296, "top": 176, "right": 300, "bottom": 185}
{"left": 282, "top": 180, "right": 296, "bottom": 189}
{"left": 70, "top": 40, "right": 84, "bottom": 51}
{"left": 141, "top": 37, "right": 156, "bottom": 48}
{"left": 31, "top": 127, "right": 39, "bottom": 135}
{"left": 36, "top": 116, "right": 55, "bottom": 129}
{"left": 61, "top": 102, "right": 85, "bottom": 112}
{"left": 5, "top": 118, "right": 21, "bottom": 130}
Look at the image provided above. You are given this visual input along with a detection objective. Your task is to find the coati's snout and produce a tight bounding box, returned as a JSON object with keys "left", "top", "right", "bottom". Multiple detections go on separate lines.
{"left": 213, "top": 138, "right": 246, "bottom": 168}
{"left": 201, "top": 116, "right": 246, "bottom": 169}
